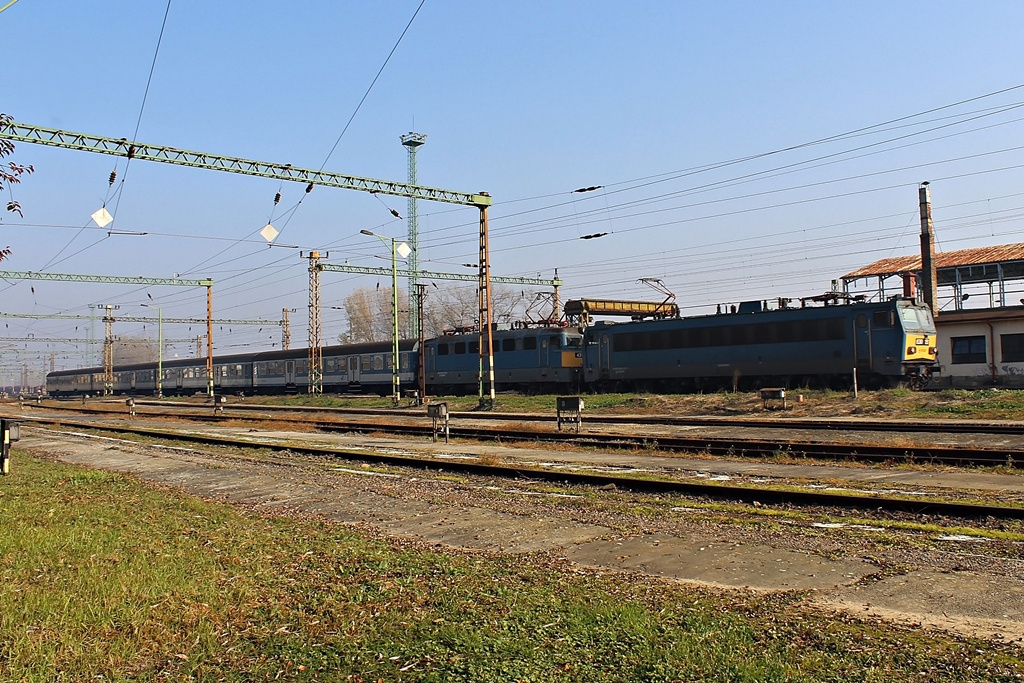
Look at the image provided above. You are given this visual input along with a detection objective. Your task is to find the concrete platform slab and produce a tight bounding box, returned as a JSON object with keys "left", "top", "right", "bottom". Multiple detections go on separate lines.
{"left": 566, "top": 532, "right": 873, "bottom": 591}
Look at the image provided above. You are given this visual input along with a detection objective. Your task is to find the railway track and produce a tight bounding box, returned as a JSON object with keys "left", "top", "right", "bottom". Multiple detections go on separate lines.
{"left": 12, "top": 414, "right": 1024, "bottom": 521}
{"left": 37, "top": 396, "right": 1024, "bottom": 435}
{"left": 22, "top": 400, "right": 1024, "bottom": 468}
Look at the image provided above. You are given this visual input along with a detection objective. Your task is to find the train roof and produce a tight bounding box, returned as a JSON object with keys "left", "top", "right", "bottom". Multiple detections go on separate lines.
{"left": 429, "top": 325, "right": 578, "bottom": 342}
{"left": 588, "top": 297, "right": 925, "bottom": 330}
{"left": 252, "top": 339, "right": 417, "bottom": 361}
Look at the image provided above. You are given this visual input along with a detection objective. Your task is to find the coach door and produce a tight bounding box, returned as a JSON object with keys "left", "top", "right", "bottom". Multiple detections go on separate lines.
{"left": 348, "top": 356, "right": 360, "bottom": 384}
{"left": 599, "top": 333, "right": 611, "bottom": 379}
{"left": 540, "top": 337, "right": 550, "bottom": 377}
{"left": 854, "top": 313, "right": 872, "bottom": 373}
{"left": 285, "top": 360, "right": 295, "bottom": 386}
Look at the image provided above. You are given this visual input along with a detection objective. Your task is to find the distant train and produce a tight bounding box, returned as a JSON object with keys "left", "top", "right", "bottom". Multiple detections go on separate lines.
{"left": 45, "top": 297, "right": 938, "bottom": 397}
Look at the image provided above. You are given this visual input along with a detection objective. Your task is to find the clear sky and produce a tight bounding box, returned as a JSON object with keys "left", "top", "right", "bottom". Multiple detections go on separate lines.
{"left": 3, "top": 1, "right": 1024, "bottom": 378}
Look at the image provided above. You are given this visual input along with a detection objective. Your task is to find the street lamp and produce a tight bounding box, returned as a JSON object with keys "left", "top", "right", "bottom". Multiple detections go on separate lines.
{"left": 141, "top": 303, "right": 163, "bottom": 398}
{"left": 360, "top": 229, "right": 411, "bottom": 405}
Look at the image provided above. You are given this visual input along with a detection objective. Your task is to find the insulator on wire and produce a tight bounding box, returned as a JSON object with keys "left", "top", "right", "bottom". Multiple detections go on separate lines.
{"left": 127, "top": 145, "right": 136, "bottom": 159}
{"left": 305, "top": 182, "right": 314, "bottom": 194}
{"left": 274, "top": 192, "right": 281, "bottom": 205}
{"left": 108, "top": 170, "right": 117, "bottom": 186}
{"left": 390, "top": 208, "right": 401, "bottom": 219}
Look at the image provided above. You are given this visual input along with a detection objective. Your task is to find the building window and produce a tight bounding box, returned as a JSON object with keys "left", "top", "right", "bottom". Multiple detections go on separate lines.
{"left": 1002, "top": 333, "right": 1024, "bottom": 363}
{"left": 951, "top": 335, "right": 987, "bottom": 364}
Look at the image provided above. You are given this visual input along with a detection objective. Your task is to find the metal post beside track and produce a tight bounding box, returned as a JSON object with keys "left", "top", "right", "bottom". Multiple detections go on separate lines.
{"left": 1, "top": 419, "right": 21, "bottom": 475}
{"left": 427, "top": 402, "right": 449, "bottom": 443}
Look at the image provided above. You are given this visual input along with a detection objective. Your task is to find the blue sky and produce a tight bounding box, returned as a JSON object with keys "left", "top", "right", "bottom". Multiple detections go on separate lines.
{"left": 4, "top": 1, "right": 1024, "bottom": 375}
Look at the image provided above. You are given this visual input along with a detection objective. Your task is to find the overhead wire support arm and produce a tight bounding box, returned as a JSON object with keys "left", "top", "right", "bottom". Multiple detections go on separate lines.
{"left": 0, "top": 121, "right": 493, "bottom": 208}
{"left": 0, "top": 313, "right": 279, "bottom": 326}
{"left": 0, "top": 270, "right": 212, "bottom": 287}
{"left": 0, "top": 269, "right": 216, "bottom": 397}
{"left": 319, "top": 263, "right": 560, "bottom": 287}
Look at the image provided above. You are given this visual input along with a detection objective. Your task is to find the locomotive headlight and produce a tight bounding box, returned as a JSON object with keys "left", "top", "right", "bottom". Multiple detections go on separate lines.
{"left": 907, "top": 347, "right": 917, "bottom": 355}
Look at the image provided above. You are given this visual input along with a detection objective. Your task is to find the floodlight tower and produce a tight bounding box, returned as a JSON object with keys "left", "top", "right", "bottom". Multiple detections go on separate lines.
{"left": 401, "top": 132, "right": 427, "bottom": 338}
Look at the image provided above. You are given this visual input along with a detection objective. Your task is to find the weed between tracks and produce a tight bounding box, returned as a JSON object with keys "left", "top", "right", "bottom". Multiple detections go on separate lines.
{"left": 186, "top": 387, "right": 1024, "bottom": 421}
{"left": 3, "top": 454, "right": 1023, "bottom": 681}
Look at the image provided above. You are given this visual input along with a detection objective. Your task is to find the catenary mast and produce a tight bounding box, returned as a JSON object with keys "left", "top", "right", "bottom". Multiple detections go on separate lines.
{"left": 401, "top": 132, "right": 426, "bottom": 338}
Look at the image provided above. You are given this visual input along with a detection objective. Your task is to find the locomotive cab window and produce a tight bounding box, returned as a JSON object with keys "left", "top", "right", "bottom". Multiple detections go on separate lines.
{"left": 899, "top": 306, "right": 933, "bottom": 331}
{"left": 951, "top": 335, "right": 987, "bottom": 364}
{"left": 872, "top": 310, "right": 894, "bottom": 327}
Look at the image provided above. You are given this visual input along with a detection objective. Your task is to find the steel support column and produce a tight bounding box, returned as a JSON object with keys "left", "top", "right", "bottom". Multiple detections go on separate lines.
{"left": 307, "top": 252, "right": 323, "bottom": 394}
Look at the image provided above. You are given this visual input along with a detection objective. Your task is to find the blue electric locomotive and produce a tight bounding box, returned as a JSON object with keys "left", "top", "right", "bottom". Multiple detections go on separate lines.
{"left": 423, "top": 325, "right": 583, "bottom": 394}
{"left": 581, "top": 297, "right": 938, "bottom": 391}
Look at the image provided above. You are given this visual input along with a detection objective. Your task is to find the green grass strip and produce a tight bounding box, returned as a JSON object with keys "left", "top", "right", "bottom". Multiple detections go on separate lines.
{"left": 0, "top": 454, "right": 1021, "bottom": 681}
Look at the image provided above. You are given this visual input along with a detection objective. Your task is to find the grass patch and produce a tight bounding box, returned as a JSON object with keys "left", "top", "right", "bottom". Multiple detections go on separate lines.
{"left": 3, "top": 454, "right": 1022, "bottom": 681}
{"left": 222, "top": 387, "right": 1024, "bottom": 421}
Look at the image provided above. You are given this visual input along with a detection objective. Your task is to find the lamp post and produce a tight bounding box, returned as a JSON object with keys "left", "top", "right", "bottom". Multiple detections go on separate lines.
{"left": 141, "top": 304, "right": 163, "bottom": 398}
{"left": 360, "top": 230, "right": 411, "bottom": 405}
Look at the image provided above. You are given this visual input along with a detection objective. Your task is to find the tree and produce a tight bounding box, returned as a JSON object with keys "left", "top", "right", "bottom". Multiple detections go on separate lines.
{"left": 421, "top": 283, "right": 528, "bottom": 338}
{"left": 340, "top": 285, "right": 409, "bottom": 343}
{"left": 114, "top": 337, "right": 158, "bottom": 365}
{"left": 1, "top": 113, "right": 34, "bottom": 263}
{"left": 1, "top": 114, "right": 32, "bottom": 217}
{"left": 339, "top": 283, "right": 531, "bottom": 343}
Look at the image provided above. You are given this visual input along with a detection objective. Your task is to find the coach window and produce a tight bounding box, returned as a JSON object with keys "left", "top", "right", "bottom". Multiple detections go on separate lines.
{"left": 1001, "top": 333, "right": 1024, "bottom": 362}
{"left": 454, "top": 342, "right": 466, "bottom": 354}
{"left": 361, "top": 356, "right": 371, "bottom": 371}
{"left": 523, "top": 336, "right": 537, "bottom": 351}
{"left": 873, "top": 310, "right": 893, "bottom": 327}
{"left": 373, "top": 355, "right": 384, "bottom": 371}
{"left": 401, "top": 352, "right": 409, "bottom": 370}
{"left": 951, "top": 335, "right": 987, "bottom": 364}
